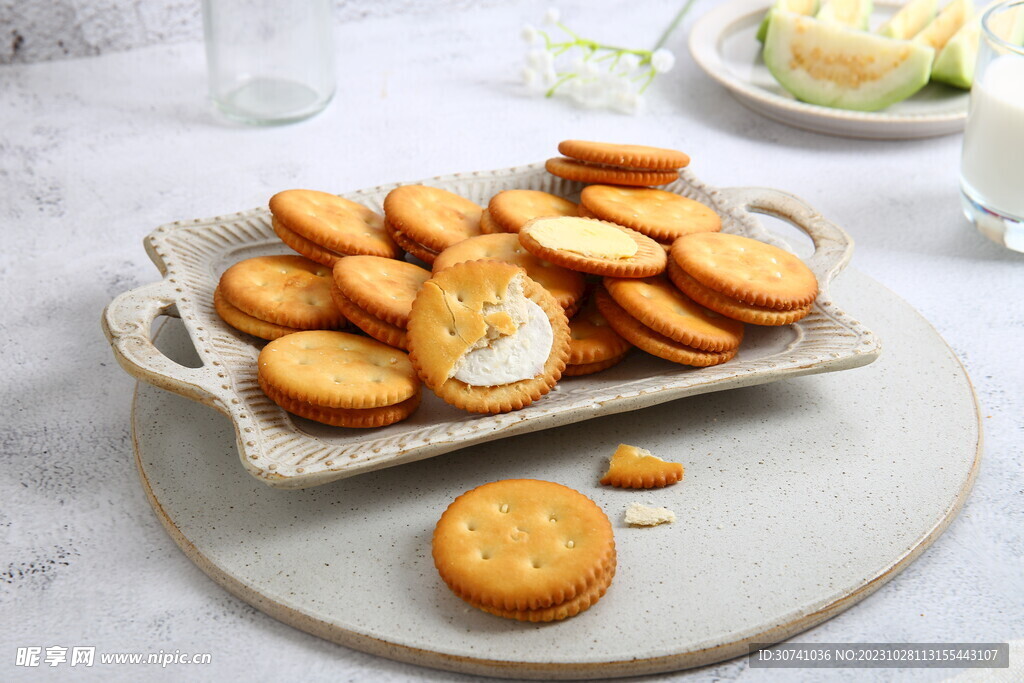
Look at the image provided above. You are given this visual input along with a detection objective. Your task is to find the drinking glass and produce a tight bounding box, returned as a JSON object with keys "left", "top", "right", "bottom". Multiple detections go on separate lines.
{"left": 202, "top": 0, "right": 336, "bottom": 125}
{"left": 959, "top": 1, "right": 1024, "bottom": 252}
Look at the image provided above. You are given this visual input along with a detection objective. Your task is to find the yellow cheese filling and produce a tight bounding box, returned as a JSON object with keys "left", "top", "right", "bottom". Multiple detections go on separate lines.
{"left": 530, "top": 217, "right": 638, "bottom": 259}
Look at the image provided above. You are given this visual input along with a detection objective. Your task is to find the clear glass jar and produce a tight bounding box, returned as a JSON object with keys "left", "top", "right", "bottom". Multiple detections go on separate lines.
{"left": 202, "top": 0, "right": 336, "bottom": 125}
{"left": 959, "top": 1, "right": 1024, "bottom": 252}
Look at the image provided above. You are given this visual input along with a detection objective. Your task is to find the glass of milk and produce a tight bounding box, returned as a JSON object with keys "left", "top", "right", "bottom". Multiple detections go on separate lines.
{"left": 202, "top": 0, "right": 336, "bottom": 125}
{"left": 959, "top": 1, "right": 1024, "bottom": 253}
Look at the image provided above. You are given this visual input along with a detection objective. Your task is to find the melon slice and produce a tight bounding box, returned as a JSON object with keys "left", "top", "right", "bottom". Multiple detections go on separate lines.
{"left": 815, "top": 0, "right": 874, "bottom": 29}
{"left": 757, "top": 0, "right": 820, "bottom": 42}
{"left": 877, "top": 0, "right": 938, "bottom": 39}
{"left": 913, "top": 0, "right": 976, "bottom": 52}
{"left": 764, "top": 10, "right": 936, "bottom": 111}
{"left": 933, "top": 1, "right": 1024, "bottom": 89}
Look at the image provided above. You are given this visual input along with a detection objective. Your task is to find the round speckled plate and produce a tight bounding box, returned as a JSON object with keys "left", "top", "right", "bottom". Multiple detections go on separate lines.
{"left": 132, "top": 268, "right": 980, "bottom": 679}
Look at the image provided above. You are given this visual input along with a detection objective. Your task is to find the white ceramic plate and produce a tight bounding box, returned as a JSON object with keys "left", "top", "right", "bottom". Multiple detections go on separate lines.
{"left": 689, "top": 0, "right": 971, "bottom": 139}
{"left": 132, "top": 268, "right": 980, "bottom": 678}
{"left": 103, "top": 164, "right": 880, "bottom": 489}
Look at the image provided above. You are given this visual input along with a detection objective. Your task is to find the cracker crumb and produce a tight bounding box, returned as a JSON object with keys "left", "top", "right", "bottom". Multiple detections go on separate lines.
{"left": 625, "top": 502, "right": 676, "bottom": 527}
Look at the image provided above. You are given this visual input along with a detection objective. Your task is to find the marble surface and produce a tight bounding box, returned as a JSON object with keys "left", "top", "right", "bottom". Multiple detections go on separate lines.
{"left": 0, "top": 0, "right": 1021, "bottom": 680}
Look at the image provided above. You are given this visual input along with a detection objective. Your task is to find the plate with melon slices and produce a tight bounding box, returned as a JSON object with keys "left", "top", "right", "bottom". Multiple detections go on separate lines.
{"left": 688, "top": 0, "right": 1019, "bottom": 138}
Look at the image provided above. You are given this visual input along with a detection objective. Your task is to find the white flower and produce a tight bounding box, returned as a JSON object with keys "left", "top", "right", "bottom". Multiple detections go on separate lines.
{"left": 619, "top": 53, "right": 641, "bottom": 73}
{"left": 527, "top": 49, "right": 552, "bottom": 71}
{"left": 581, "top": 60, "right": 600, "bottom": 78}
{"left": 651, "top": 48, "right": 675, "bottom": 74}
{"left": 522, "top": 66, "right": 540, "bottom": 89}
{"left": 544, "top": 7, "right": 561, "bottom": 25}
{"left": 521, "top": 24, "right": 540, "bottom": 45}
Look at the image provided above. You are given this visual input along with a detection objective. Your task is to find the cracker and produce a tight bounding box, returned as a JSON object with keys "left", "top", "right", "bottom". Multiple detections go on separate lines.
{"left": 567, "top": 293, "right": 632, "bottom": 365}
{"left": 213, "top": 286, "right": 306, "bottom": 341}
{"left": 329, "top": 285, "right": 409, "bottom": 350}
{"left": 595, "top": 288, "right": 736, "bottom": 367}
{"left": 384, "top": 219, "right": 438, "bottom": 265}
{"left": 269, "top": 189, "right": 399, "bottom": 259}
{"left": 259, "top": 376, "right": 420, "bottom": 428}
{"left": 469, "top": 558, "right": 616, "bottom": 622}
{"left": 407, "top": 261, "right": 570, "bottom": 414}
{"left": 257, "top": 330, "right": 419, "bottom": 409}
{"left": 432, "top": 479, "right": 616, "bottom": 613}
{"left": 667, "top": 259, "right": 812, "bottom": 326}
{"left": 332, "top": 255, "right": 431, "bottom": 328}
{"left": 563, "top": 352, "right": 629, "bottom": 377}
{"left": 603, "top": 274, "right": 744, "bottom": 352}
{"left": 519, "top": 216, "right": 666, "bottom": 278}
{"left": 478, "top": 208, "right": 505, "bottom": 234}
{"left": 488, "top": 189, "right": 578, "bottom": 233}
{"left": 671, "top": 232, "right": 818, "bottom": 310}
{"left": 432, "top": 233, "right": 586, "bottom": 312}
{"left": 273, "top": 216, "right": 345, "bottom": 267}
{"left": 383, "top": 185, "right": 483, "bottom": 253}
{"left": 600, "top": 443, "right": 684, "bottom": 489}
{"left": 217, "top": 255, "right": 345, "bottom": 330}
{"left": 545, "top": 157, "right": 679, "bottom": 187}
{"left": 580, "top": 185, "right": 721, "bottom": 243}
{"left": 557, "top": 140, "right": 690, "bottom": 171}
{"left": 624, "top": 503, "right": 676, "bottom": 527}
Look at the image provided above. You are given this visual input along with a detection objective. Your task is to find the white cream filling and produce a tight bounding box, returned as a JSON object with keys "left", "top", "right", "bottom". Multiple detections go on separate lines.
{"left": 449, "top": 275, "right": 554, "bottom": 386}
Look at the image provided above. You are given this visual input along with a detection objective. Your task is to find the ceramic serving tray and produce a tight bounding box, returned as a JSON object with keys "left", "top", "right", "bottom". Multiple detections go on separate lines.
{"left": 103, "top": 163, "right": 880, "bottom": 489}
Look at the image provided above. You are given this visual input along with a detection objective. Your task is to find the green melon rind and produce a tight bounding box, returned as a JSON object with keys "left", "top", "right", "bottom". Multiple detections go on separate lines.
{"left": 764, "top": 10, "right": 936, "bottom": 111}
{"left": 932, "top": 1, "right": 1024, "bottom": 89}
{"left": 757, "top": 0, "right": 821, "bottom": 42}
{"left": 877, "top": 0, "right": 938, "bottom": 39}
{"left": 815, "top": 0, "right": 874, "bottom": 30}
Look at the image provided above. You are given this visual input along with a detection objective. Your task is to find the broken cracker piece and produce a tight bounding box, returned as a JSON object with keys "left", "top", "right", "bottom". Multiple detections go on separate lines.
{"left": 625, "top": 502, "right": 676, "bottom": 527}
{"left": 599, "top": 443, "right": 684, "bottom": 489}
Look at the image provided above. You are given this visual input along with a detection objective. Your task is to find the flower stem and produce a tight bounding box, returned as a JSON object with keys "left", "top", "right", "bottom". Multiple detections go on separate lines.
{"left": 653, "top": 0, "right": 698, "bottom": 51}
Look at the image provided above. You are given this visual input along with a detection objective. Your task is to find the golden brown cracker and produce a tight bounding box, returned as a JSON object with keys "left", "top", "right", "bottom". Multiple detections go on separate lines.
{"left": 213, "top": 286, "right": 306, "bottom": 340}
{"left": 432, "top": 233, "right": 585, "bottom": 312}
{"left": 329, "top": 285, "right": 409, "bottom": 350}
{"left": 545, "top": 157, "right": 679, "bottom": 187}
{"left": 273, "top": 216, "right": 345, "bottom": 267}
{"left": 257, "top": 330, "right": 419, "bottom": 409}
{"left": 383, "top": 185, "right": 483, "bottom": 253}
{"left": 432, "top": 479, "right": 616, "bottom": 613}
{"left": 259, "top": 376, "right": 420, "bottom": 428}
{"left": 595, "top": 288, "right": 736, "bottom": 367}
{"left": 604, "top": 274, "right": 744, "bottom": 352}
{"left": 563, "top": 352, "right": 629, "bottom": 377}
{"left": 557, "top": 140, "right": 690, "bottom": 171}
{"left": 488, "top": 189, "right": 578, "bottom": 233}
{"left": 218, "top": 254, "right": 345, "bottom": 330}
{"left": 599, "top": 443, "right": 684, "bottom": 489}
{"left": 479, "top": 208, "right": 506, "bottom": 234}
{"left": 671, "top": 232, "right": 818, "bottom": 310}
{"left": 567, "top": 294, "right": 632, "bottom": 365}
{"left": 332, "top": 255, "right": 431, "bottom": 328}
{"left": 518, "top": 216, "right": 667, "bottom": 278}
{"left": 269, "top": 189, "right": 399, "bottom": 259}
{"left": 384, "top": 220, "right": 439, "bottom": 265}
{"left": 580, "top": 185, "right": 721, "bottom": 243}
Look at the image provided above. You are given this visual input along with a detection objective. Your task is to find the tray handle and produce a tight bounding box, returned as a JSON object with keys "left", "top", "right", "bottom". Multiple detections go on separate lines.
{"left": 102, "top": 280, "right": 224, "bottom": 407}
{"left": 716, "top": 186, "right": 853, "bottom": 285}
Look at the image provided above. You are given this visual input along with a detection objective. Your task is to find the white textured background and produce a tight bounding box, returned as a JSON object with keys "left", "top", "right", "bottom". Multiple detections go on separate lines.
{"left": 1, "top": 0, "right": 1022, "bottom": 681}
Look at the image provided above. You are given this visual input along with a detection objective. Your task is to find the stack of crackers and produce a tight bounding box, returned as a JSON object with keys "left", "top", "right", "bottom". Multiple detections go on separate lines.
{"left": 213, "top": 139, "right": 818, "bottom": 427}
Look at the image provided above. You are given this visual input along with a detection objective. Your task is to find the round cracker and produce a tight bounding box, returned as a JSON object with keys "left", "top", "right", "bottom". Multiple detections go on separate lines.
{"left": 257, "top": 330, "right": 419, "bottom": 409}
{"left": 468, "top": 557, "right": 616, "bottom": 622}
{"left": 488, "top": 189, "right": 578, "bottom": 233}
{"left": 259, "top": 376, "right": 420, "bottom": 428}
{"left": 269, "top": 189, "right": 399, "bottom": 259}
{"left": 432, "top": 479, "right": 616, "bottom": 612}
{"left": 567, "top": 294, "right": 632, "bottom": 365}
{"left": 671, "top": 232, "right": 818, "bottom": 310}
{"left": 667, "top": 259, "right": 812, "bottom": 326}
{"left": 595, "top": 288, "right": 736, "bottom": 367}
{"left": 563, "top": 352, "right": 629, "bottom": 377}
{"left": 218, "top": 255, "right": 345, "bottom": 330}
{"left": 383, "top": 185, "right": 483, "bottom": 253}
{"left": 479, "top": 208, "right": 506, "bottom": 235}
{"left": 604, "top": 274, "right": 744, "bottom": 352}
{"left": 545, "top": 157, "right": 679, "bottom": 187}
{"left": 213, "top": 286, "right": 308, "bottom": 340}
{"left": 329, "top": 285, "right": 409, "bottom": 350}
{"left": 432, "top": 233, "right": 586, "bottom": 312}
{"left": 273, "top": 216, "right": 344, "bottom": 267}
{"left": 407, "top": 261, "right": 570, "bottom": 415}
{"left": 333, "top": 255, "right": 431, "bottom": 328}
{"left": 384, "top": 220, "right": 438, "bottom": 265}
{"left": 580, "top": 185, "right": 721, "bottom": 243}
{"left": 557, "top": 140, "right": 690, "bottom": 170}
{"left": 518, "top": 216, "right": 667, "bottom": 278}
